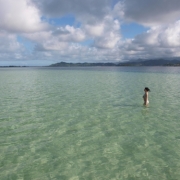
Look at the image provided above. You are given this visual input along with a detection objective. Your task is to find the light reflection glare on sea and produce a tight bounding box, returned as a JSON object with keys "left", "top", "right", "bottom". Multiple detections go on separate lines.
{"left": 0, "top": 67, "right": 180, "bottom": 180}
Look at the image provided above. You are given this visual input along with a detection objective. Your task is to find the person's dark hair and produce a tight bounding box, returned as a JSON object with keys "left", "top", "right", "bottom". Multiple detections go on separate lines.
{"left": 144, "top": 87, "right": 150, "bottom": 92}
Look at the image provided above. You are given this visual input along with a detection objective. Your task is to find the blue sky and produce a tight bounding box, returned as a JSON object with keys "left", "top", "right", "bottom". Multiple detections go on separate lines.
{"left": 43, "top": 15, "right": 78, "bottom": 27}
{"left": 121, "top": 23, "right": 149, "bottom": 39}
{"left": 0, "top": 0, "right": 180, "bottom": 66}
{"left": 17, "top": 36, "right": 35, "bottom": 53}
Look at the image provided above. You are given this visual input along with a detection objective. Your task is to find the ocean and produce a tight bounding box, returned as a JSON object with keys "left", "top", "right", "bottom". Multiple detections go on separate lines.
{"left": 0, "top": 66, "right": 180, "bottom": 180}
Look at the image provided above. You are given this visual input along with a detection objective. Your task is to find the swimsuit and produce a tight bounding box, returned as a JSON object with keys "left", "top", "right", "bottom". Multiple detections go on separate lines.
{"left": 143, "top": 94, "right": 149, "bottom": 104}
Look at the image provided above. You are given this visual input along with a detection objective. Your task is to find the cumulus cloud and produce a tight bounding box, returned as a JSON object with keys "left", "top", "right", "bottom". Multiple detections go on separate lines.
{"left": 134, "top": 21, "right": 180, "bottom": 49}
{"left": 0, "top": 0, "right": 122, "bottom": 64}
{"left": 0, "top": 32, "right": 22, "bottom": 53}
{"left": 0, "top": 31, "right": 28, "bottom": 65}
{"left": 1, "top": 0, "right": 180, "bottom": 65}
{"left": 157, "top": 21, "right": 180, "bottom": 47}
{"left": 24, "top": 14, "right": 120, "bottom": 51}
{"left": 84, "top": 24, "right": 104, "bottom": 37}
{"left": 24, "top": 25, "right": 86, "bottom": 52}
{"left": 119, "top": 20, "right": 180, "bottom": 59}
{"left": 92, "top": 17, "right": 121, "bottom": 49}
{"left": 24, "top": 31, "right": 67, "bottom": 51}
{"left": 0, "top": 0, "right": 47, "bottom": 33}
{"left": 33, "top": 0, "right": 111, "bottom": 22}
{"left": 115, "top": 0, "right": 180, "bottom": 26}
{"left": 55, "top": 26, "right": 86, "bottom": 42}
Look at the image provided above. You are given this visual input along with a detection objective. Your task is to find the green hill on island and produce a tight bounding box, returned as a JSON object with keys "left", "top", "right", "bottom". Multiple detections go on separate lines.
{"left": 49, "top": 59, "right": 180, "bottom": 67}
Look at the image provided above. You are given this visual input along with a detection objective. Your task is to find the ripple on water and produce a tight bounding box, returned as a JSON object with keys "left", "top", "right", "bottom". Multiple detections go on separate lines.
{"left": 0, "top": 67, "right": 180, "bottom": 179}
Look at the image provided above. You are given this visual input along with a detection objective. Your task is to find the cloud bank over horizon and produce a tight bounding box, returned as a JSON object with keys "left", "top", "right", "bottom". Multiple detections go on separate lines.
{"left": 0, "top": 0, "right": 180, "bottom": 65}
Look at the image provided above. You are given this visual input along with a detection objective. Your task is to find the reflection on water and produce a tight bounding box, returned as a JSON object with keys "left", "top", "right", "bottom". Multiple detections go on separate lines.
{"left": 0, "top": 67, "right": 180, "bottom": 180}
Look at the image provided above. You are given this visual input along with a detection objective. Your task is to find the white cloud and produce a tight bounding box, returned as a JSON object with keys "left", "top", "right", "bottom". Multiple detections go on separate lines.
{"left": 133, "top": 21, "right": 180, "bottom": 49}
{"left": 84, "top": 24, "right": 104, "bottom": 37}
{"left": 0, "top": 32, "right": 22, "bottom": 53}
{"left": 119, "top": 20, "right": 180, "bottom": 59}
{"left": 59, "top": 26, "right": 86, "bottom": 42}
{"left": 24, "top": 13, "right": 121, "bottom": 51}
{"left": 24, "top": 31, "right": 69, "bottom": 51}
{"left": 158, "top": 21, "right": 180, "bottom": 47}
{"left": 92, "top": 17, "right": 121, "bottom": 49}
{"left": 0, "top": 0, "right": 47, "bottom": 33}
{"left": 24, "top": 25, "right": 86, "bottom": 51}
{"left": 1, "top": 0, "right": 180, "bottom": 65}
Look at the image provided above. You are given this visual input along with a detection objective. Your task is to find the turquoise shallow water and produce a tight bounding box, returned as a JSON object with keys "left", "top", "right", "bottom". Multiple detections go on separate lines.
{"left": 0, "top": 67, "right": 180, "bottom": 180}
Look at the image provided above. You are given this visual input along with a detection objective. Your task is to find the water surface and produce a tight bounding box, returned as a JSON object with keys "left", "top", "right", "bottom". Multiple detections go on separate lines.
{"left": 0, "top": 67, "right": 180, "bottom": 180}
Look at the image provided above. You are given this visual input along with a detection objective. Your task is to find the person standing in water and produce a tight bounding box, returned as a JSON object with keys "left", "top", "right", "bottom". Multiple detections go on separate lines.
{"left": 143, "top": 87, "right": 150, "bottom": 106}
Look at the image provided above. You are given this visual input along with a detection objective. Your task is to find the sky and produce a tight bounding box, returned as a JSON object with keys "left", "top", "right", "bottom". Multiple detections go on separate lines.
{"left": 0, "top": 0, "right": 180, "bottom": 66}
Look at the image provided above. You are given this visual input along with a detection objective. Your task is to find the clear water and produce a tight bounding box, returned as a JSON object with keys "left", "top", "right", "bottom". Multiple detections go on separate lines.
{"left": 0, "top": 67, "right": 180, "bottom": 180}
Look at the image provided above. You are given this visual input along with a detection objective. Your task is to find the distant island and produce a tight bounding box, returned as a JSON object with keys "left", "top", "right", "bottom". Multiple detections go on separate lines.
{"left": 1, "top": 59, "right": 180, "bottom": 67}
{"left": 49, "top": 59, "right": 180, "bottom": 67}
{"left": 0, "top": 65, "right": 29, "bottom": 68}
